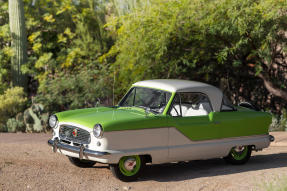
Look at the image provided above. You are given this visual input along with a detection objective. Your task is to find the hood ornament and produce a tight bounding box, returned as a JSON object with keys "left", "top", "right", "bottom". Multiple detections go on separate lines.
{"left": 72, "top": 128, "right": 78, "bottom": 137}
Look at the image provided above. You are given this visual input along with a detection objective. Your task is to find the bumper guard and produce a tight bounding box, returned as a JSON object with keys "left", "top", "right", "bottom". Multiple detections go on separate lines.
{"left": 48, "top": 138, "right": 110, "bottom": 159}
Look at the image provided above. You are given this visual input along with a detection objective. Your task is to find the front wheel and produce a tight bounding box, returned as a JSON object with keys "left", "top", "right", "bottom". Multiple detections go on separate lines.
{"left": 224, "top": 146, "right": 252, "bottom": 165}
{"left": 110, "top": 155, "right": 145, "bottom": 182}
{"left": 68, "top": 157, "right": 96, "bottom": 168}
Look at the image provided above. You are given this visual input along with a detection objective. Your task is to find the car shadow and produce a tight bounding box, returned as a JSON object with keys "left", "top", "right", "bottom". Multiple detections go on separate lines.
{"left": 139, "top": 153, "right": 287, "bottom": 182}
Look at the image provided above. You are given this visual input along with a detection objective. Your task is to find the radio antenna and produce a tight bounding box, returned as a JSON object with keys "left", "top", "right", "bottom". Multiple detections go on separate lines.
{"left": 113, "top": 69, "right": 115, "bottom": 106}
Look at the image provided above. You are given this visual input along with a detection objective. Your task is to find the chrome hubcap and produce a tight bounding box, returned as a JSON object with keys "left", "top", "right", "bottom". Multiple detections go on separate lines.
{"left": 124, "top": 158, "right": 137, "bottom": 171}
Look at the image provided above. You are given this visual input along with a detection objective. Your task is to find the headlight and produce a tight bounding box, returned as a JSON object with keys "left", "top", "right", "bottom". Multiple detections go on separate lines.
{"left": 49, "top": 115, "right": 58, "bottom": 128}
{"left": 93, "top": 124, "right": 103, "bottom": 138}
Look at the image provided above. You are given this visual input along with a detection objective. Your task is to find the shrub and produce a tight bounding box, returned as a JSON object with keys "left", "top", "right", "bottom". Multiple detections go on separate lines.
{"left": 269, "top": 109, "right": 287, "bottom": 132}
{"left": 0, "top": 87, "right": 27, "bottom": 130}
{"left": 35, "top": 66, "right": 112, "bottom": 113}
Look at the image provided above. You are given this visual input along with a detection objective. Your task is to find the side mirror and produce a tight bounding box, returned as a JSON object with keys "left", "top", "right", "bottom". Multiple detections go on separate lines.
{"left": 208, "top": 112, "right": 214, "bottom": 121}
{"left": 96, "top": 98, "right": 101, "bottom": 107}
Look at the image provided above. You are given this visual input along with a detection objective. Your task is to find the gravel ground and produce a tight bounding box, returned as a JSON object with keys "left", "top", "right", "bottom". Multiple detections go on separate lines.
{"left": 1, "top": 132, "right": 287, "bottom": 191}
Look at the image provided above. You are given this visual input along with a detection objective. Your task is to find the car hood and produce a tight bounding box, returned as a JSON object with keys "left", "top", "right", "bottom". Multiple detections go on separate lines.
{"left": 55, "top": 107, "right": 165, "bottom": 131}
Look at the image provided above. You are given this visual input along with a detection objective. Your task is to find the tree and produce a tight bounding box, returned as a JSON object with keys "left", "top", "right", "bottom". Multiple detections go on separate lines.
{"left": 104, "top": 0, "right": 287, "bottom": 112}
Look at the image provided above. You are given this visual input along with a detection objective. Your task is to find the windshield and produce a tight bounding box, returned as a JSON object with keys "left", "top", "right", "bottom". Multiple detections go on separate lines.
{"left": 119, "top": 87, "right": 172, "bottom": 114}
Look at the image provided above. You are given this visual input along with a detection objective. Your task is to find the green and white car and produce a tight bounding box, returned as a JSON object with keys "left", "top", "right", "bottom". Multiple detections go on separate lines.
{"left": 48, "top": 79, "right": 273, "bottom": 181}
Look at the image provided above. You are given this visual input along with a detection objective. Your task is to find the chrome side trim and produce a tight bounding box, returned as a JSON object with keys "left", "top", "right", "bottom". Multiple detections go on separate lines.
{"left": 48, "top": 139, "right": 110, "bottom": 158}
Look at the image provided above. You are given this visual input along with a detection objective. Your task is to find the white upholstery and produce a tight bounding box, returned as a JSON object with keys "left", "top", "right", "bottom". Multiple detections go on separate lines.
{"left": 170, "top": 103, "right": 211, "bottom": 117}
{"left": 185, "top": 104, "right": 208, "bottom": 117}
{"left": 170, "top": 104, "right": 188, "bottom": 116}
{"left": 170, "top": 105, "right": 179, "bottom": 116}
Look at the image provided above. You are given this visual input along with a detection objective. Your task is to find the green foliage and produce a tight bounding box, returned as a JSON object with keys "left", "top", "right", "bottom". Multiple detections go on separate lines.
{"left": 36, "top": 64, "right": 111, "bottom": 112}
{"left": 0, "top": 0, "right": 287, "bottom": 130}
{"left": 269, "top": 109, "right": 287, "bottom": 132}
{"left": 15, "top": 112, "right": 26, "bottom": 132}
{"left": 21, "top": 0, "right": 114, "bottom": 112}
{"left": 0, "top": 1, "right": 11, "bottom": 94}
{"left": 0, "top": 87, "right": 27, "bottom": 129}
{"left": 0, "top": 0, "right": 116, "bottom": 127}
{"left": 105, "top": 0, "right": 287, "bottom": 101}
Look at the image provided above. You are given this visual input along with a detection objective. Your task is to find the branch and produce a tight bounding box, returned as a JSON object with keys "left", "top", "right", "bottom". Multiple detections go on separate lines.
{"left": 258, "top": 73, "right": 287, "bottom": 101}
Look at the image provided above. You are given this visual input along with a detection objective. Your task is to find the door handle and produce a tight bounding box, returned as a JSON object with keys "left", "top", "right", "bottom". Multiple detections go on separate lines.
{"left": 213, "top": 121, "right": 220, "bottom": 124}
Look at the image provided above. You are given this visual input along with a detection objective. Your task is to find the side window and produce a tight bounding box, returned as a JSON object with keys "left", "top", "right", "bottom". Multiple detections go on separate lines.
{"left": 121, "top": 88, "right": 135, "bottom": 106}
{"left": 169, "top": 93, "right": 212, "bottom": 117}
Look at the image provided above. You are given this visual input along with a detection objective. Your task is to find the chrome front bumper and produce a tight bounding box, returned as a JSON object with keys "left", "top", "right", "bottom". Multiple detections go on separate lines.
{"left": 48, "top": 138, "right": 110, "bottom": 159}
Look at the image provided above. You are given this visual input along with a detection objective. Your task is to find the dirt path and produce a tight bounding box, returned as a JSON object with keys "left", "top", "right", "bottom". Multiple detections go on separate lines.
{"left": 1, "top": 132, "right": 287, "bottom": 191}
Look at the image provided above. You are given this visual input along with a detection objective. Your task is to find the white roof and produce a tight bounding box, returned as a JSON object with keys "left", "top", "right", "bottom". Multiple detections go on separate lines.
{"left": 133, "top": 79, "right": 223, "bottom": 111}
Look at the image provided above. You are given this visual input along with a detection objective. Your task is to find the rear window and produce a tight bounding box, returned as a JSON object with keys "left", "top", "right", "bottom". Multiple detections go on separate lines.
{"left": 221, "top": 95, "right": 236, "bottom": 111}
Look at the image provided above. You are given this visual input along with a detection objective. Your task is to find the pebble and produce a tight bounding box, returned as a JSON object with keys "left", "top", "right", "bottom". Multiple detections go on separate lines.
{"left": 123, "top": 186, "right": 131, "bottom": 190}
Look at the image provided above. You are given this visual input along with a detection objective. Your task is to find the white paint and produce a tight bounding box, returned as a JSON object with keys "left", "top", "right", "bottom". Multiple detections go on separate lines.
{"left": 52, "top": 123, "right": 271, "bottom": 164}
{"left": 168, "top": 128, "right": 270, "bottom": 161}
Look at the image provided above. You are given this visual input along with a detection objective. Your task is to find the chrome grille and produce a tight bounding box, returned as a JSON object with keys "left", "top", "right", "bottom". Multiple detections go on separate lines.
{"left": 59, "top": 125, "right": 91, "bottom": 144}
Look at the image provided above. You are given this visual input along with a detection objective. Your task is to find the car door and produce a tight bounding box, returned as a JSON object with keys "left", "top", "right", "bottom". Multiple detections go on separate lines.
{"left": 167, "top": 92, "right": 220, "bottom": 160}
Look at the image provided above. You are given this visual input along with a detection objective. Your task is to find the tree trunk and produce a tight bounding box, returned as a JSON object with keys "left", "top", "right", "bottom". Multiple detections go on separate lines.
{"left": 8, "top": 0, "right": 27, "bottom": 90}
{"left": 258, "top": 73, "right": 287, "bottom": 102}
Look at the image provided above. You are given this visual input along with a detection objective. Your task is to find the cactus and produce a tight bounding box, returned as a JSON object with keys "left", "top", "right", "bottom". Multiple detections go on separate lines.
{"left": 6, "top": 118, "right": 17, "bottom": 132}
{"left": 3, "top": 104, "right": 49, "bottom": 133}
{"left": 6, "top": 114, "right": 25, "bottom": 133}
{"left": 23, "top": 103, "right": 49, "bottom": 132}
{"left": 6, "top": 118, "right": 21, "bottom": 132}
{"left": 8, "top": 0, "right": 28, "bottom": 89}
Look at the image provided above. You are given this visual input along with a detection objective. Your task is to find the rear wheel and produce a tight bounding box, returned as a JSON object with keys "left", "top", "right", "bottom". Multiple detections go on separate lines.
{"left": 224, "top": 146, "right": 252, "bottom": 165}
{"left": 68, "top": 157, "right": 96, "bottom": 168}
{"left": 110, "top": 155, "right": 145, "bottom": 182}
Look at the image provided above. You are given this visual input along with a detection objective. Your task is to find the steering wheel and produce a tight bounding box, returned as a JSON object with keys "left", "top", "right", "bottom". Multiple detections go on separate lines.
{"left": 190, "top": 103, "right": 200, "bottom": 110}
{"left": 137, "top": 96, "right": 148, "bottom": 107}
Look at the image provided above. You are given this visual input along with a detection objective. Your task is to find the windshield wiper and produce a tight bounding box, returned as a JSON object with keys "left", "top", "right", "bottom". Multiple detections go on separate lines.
{"left": 132, "top": 105, "right": 159, "bottom": 114}
{"left": 119, "top": 105, "right": 159, "bottom": 114}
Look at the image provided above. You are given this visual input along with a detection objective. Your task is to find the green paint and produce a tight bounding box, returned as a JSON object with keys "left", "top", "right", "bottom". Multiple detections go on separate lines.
{"left": 56, "top": 106, "right": 166, "bottom": 131}
{"left": 55, "top": 87, "right": 271, "bottom": 141}
{"left": 167, "top": 114, "right": 219, "bottom": 140}
{"left": 230, "top": 146, "right": 248, "bottom": 160}
{"left": 163, "top": 92, "right": 176, "bottom": 115}
{"left": 168, "top": 110, "right": 271, "bottom": 141}
{"left": 118, "top": 156, "right": 141, "bottom": 176}
{"left": 55, "top": 105, "right": 271, "bottom": 141}
{"left": 212, "top": 111, "right": 271, "bottom": 139}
